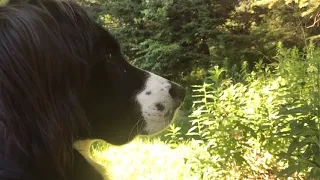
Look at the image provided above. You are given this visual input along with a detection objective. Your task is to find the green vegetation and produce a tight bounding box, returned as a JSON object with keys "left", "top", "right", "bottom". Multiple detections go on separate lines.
{"left": 79, "top": 0, "right": 320, "bottom": 179}
{"left": 91, "top": 137, "right": 269, "bottom": 179}
{"left": 79, "top": 0, "right": 320, "bottom": 80}
{"left": 179, "top": 43, "right": 320, "bottom": 179}
{"left": 91, "top": 138, "right": 201, "bottom": 180}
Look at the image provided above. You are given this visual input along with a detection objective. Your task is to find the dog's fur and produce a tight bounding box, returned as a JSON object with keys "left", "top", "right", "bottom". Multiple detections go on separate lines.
{"left": 0, "top": 0, "right": 185, "bottom": 179}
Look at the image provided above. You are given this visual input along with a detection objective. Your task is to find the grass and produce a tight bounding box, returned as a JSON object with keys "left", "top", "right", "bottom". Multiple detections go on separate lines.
{"left": 91, "top": 137, "right": 200, "bottom": 180}
{"left": 90, "top": 136, "right": 296, "bottom": 180}
{"left": 91, "top": 137, "right": 272, "bottom": 180}
{"left": 90, "top": 135, "right": 303, "bottom": 180}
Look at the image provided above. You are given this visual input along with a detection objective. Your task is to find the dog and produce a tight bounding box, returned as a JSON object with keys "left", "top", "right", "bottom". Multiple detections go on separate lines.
{"left": 0, "top": 0, "right": 185, "bottom": 179}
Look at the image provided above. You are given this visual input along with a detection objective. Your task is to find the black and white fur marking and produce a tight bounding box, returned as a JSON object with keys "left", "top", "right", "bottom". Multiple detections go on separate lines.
{"left": 136, "top": 73, "right": 183, "bottom": 134}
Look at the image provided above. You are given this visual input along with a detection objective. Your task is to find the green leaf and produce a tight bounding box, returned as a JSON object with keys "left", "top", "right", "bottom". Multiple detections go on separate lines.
{"left": 277, "top": 165, "right": 299, "bottom": 178}
{"left": 280, "top": 106, "right": 311, "bottom": 115}
{"left": 187, "top": 126, "right": 198, "bottom": 134}
{"left": 308, "top": 167, "right": 320, "bottom": 179}
{"left": 233, "top": 152, "right": 247, "bottom": 165}
{"left": 288, "top": 138, "right": 299, "bottom": 154}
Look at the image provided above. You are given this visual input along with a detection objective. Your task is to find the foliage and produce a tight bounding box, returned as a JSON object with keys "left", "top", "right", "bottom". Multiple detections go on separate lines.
{"left": 254, "top": 0, "right": 320, "bottom": 18}
{"left": 79, "top": 0, "right": 320, "bottom": 79}
{"left": 184, "top": 65, "right": 283, "bottom": 178}
{"left": 273, "top": 42, "right": 320, "bottom": 179}
{"left": 169, "top": 44, "right": 319, "bottom": 179}
{"left": 213, "top": 0, "right": 320, "bottom": 70}
{"left": 79, "top": 0, "right": 236, "bottom": 81}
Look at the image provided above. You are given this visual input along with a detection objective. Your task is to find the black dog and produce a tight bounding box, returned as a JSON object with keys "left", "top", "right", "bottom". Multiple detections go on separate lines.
{"left": 0, "top": 0, "right": 185, "bottom": 179}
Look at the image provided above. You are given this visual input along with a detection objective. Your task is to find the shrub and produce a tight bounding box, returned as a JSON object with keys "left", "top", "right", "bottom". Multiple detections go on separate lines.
{"left": 171, "top": 42, "right": 320, "bottom": 178}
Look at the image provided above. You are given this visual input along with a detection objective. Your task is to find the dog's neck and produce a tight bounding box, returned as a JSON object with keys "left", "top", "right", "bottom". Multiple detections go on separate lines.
{"left": 0, "top": 125, "right": 107, "bottom": 180}
{"left": 0, "top": 123, "right": 50, "bottom": 180}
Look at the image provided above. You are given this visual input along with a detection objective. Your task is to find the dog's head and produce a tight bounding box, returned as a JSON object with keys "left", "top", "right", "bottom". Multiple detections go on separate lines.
{"left": 84, "top": 58, "right": 185, "bottom": 145}
{"left": 2, "top": 0, "right": 185, "bottom": 149}
{"left": 82, "top": 28, "right": 185, "bottom": 145}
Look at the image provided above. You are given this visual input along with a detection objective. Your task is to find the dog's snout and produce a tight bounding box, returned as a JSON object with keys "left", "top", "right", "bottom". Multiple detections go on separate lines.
{"left": 169, "top": 82, "right": 186, "bottom": 101}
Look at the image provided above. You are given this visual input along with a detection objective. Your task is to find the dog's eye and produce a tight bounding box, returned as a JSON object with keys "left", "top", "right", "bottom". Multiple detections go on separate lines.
{"left": 105, "top": 53, "right": 127, "bottom": 74}
{"left": 105, "top": 54, "right": 112, "bottom": 62}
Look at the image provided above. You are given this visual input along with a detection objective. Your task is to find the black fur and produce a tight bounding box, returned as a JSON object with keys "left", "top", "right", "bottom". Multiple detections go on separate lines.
{"left": 0, "top": 0, "right": 185, "bottom": 179}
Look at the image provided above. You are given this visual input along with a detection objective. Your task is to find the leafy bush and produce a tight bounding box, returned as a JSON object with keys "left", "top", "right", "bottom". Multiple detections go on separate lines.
{"left": 273, "top": 42, "right": 320, "bottom": 179}
{"left": 185, "top": 65, "right": 282, "bottom": 178}
{"left": 165, "top": 43, "right": 320, "bottom": 178}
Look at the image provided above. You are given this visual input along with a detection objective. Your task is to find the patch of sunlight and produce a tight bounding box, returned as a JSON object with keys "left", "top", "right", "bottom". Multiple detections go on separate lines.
{"left": 91, "top": 137, "right": 198, "bottom": 180}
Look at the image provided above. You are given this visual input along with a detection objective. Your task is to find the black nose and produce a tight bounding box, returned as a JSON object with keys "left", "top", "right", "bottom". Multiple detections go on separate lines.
{"left": 169, "top": 82, "right": 186, "bottom": 101}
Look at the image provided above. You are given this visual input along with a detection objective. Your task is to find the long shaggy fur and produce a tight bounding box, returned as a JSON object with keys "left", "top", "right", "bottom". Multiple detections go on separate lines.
{"left": 0, "top": 0, "right": 110, "bottom": 179}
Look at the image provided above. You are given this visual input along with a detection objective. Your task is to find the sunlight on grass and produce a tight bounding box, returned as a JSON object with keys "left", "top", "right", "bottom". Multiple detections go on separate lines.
{"left": 90, "top": 136, "right": 285, "bottom": 179}
{"left": 91, "top": 137, "right": 199, "bottom": 180}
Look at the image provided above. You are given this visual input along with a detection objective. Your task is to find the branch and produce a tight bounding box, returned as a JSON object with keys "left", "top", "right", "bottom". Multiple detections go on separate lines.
{"left": 307, "top": 11, "right": 320, "bottom": 28}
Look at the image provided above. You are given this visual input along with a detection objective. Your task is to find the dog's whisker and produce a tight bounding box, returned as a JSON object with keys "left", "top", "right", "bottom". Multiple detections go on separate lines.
{"left": 128, "top": 117, "right": 143, "bottom": 142}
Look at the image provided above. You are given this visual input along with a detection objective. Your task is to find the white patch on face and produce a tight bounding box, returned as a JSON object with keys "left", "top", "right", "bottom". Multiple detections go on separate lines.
{"left": 136, "top": 72, "right": 176, "bottom": 134}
